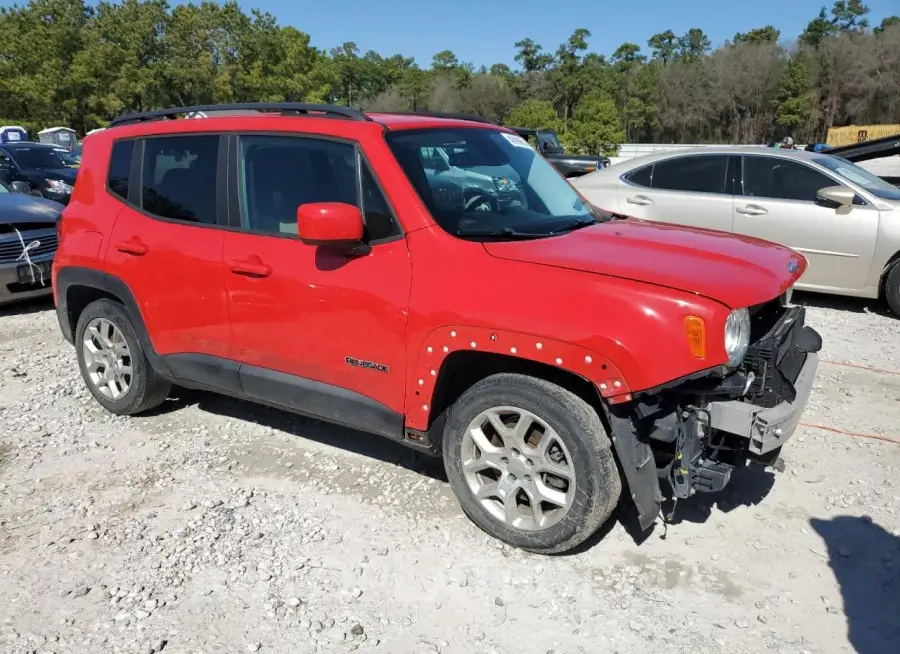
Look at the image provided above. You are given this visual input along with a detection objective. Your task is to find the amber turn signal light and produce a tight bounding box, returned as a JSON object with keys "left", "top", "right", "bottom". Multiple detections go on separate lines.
{"left": 684, "top": 316, "right": 706, "bottom": 358}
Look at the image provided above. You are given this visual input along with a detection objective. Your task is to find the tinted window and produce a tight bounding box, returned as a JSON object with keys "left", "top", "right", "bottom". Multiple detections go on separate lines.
{"left": 107, "top": 140, "right": 134, "bottom": 201}
{"left": 651, "top": 155, "right": 729, "bottom": 194}
{"left": 7, "top": 146, "right": 69, "bottom": 170}
{"left": 624, "top": 165, "right": 651, "bottom": 188}
{"left": 141, "top": 135, "right": 219, "bottom": 224}
{"left": 742, "top": 156, "right": 838, "bottom": 202}
{"left": 238, "top": 135, "right": 400, "bottom": 241}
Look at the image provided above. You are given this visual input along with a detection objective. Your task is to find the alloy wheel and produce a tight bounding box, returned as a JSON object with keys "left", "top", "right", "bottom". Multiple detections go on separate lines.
{"left": 460, "top": 406, "right": 576, "bottom": 531}
{"left": 81, "top": 317, "right": 133, "bottom": 400}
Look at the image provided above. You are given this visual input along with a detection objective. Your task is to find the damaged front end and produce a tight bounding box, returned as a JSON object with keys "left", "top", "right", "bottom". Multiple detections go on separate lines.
{"left": 606, "top": 293, "right": 822, "bottom": 531}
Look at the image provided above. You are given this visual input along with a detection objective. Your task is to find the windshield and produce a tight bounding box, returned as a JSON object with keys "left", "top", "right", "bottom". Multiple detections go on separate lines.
{"left": 538, "top": 131, "right": 562, "bottom": 151}
{"left": 53, "top": 148, "right": 80, "bottom": 166}
{"left": 814, "top": 154, "right": 900, "bottom": 201}
{"left": 10, "top": 146, "right": 69, "bottom": 170}
{"left": 385, "top": 127, "right": 595, "bottom": 238}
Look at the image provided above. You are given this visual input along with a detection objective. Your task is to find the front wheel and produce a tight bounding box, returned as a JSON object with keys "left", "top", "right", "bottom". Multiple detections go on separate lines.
{"left": 884, "top": 262, "right": 900, "bottom": 317}
{"left": 442, "top": 373, "right": 621, "bottom": 554}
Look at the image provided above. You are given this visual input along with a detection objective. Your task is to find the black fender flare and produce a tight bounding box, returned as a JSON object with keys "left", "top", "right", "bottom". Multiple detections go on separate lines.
{"left": 54, "top": 266, "right": 171, "bottom": 377}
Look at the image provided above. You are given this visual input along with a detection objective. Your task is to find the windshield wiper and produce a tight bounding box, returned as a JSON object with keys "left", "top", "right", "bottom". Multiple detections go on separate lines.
{"left": 455, "top": 226, "right": 554, "bottom": 239}
{"left": 548, "top": 217, "right": 597, "bottom": 233}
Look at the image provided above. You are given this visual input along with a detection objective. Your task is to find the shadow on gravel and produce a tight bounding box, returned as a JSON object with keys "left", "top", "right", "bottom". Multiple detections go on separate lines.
{"left": 161, "top": 387, "right": 448, "bottom": 482}
{"left": 666, "top": 463, "right": 777, "bottom": 526}
{"left": 0, "top": 295, "right": 53, "bottom": 317}
{"left": 811, "top": 516, "right": 900, "bottom": 654}
{"left": 793, "top": 290, "right": 892, "bottom": 317}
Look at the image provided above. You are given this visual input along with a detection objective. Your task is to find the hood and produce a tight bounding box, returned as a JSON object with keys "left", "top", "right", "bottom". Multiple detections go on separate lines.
{"left": 550, "top": 153, "right": 609, "bottom": 163}
{"left": 483, "top": 218, "right": 805, "bottom": 309}
{"left": 0, "top": 193, "right": 64, "bottom": 224}
{"left": 23, "top": 167, "right": 77, "bottom": 183}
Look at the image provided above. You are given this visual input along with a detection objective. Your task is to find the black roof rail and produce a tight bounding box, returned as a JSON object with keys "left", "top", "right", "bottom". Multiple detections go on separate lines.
{"left": 377, "top": 111, "right": 498, "bottom": 125}
{"left": 109, "top": 103, "right": 373, "bottom": 128}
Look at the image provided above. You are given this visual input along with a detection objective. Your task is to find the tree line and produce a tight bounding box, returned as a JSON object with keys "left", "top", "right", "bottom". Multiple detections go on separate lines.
{"left": 1, "top": 0, "right": 898, "bottom": 155}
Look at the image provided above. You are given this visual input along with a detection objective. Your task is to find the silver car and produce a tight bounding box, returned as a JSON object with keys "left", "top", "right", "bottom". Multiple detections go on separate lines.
{"left": 572, "top": 146, "right": 900, "bottom": 314}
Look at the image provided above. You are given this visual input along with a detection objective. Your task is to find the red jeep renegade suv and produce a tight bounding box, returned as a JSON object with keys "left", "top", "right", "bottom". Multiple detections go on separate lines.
{"left": 52, "top": 103, "right": 822, "bottom": 554}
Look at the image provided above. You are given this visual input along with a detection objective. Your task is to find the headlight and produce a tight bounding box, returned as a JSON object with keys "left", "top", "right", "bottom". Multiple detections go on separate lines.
{"left": 724, "top": 308, "right": 751, "bottom": 366}
{"left": 46, "top": 179, "right": 73, "bottom": 194}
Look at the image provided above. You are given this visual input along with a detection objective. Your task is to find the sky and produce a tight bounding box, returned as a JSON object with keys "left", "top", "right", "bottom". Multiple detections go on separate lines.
{"left": 237, "top": 0, "right": 900, "bottom": 66}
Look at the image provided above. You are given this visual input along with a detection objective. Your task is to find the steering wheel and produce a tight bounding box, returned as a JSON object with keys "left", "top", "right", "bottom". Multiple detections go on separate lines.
{"left": 464, "top": 192, "right": 495, "bottom": 213}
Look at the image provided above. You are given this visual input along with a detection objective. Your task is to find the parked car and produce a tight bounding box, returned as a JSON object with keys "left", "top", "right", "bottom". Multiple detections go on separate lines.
{"left": 0, "top": 180, "right": 63, "bottom": 306}
{"left": 510, "top": 127, "right": 610, "bottom": 177}
{"left": 53, "top": 103, "right": 821, "bottom": 554}
{"left": 823, "top": 132, "right": 900, "bottom": 187}
{"left": 572, "top": 146, "right": 900, "bottom": 315}
{"left": 0, "top": 141, "right": 78, "bottom": 204}
{"left": 50, "top": 145, "right": 81, "bottom": 168}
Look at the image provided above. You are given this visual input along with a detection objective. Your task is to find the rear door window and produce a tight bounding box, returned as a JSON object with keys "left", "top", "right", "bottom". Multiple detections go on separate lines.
{"left": 139, "top": 135, "right": 220, "bottom": 224}
{"left": 650, "top": 155, "right": 730, "bottom": 194}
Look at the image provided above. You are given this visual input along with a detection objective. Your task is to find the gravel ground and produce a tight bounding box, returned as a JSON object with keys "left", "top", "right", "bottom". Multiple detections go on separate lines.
{"left": 1, "top": 293, "right": 898, "bottom": 654}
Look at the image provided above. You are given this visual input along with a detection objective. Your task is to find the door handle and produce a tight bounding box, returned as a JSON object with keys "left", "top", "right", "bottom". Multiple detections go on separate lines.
{"left": 736, "top": 204, "right": 768, "bottom": 216}
{"left": 227, "top": 256, "right": 272, "bottom": 278}
{"left": 626, "top": 195, "right": 652, "bottom": 206}
{"left": 115, "top": 237, "right": 148, "bottom": 256}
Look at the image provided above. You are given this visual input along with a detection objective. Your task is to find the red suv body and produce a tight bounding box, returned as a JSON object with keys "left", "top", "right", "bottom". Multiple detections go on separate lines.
{"left": 52, "top": 104, "right": 822, "bottom": 553}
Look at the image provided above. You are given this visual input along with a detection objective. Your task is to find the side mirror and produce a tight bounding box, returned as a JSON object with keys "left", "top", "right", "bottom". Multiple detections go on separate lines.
{"left": 297, "top": 202, "right": 365, "bottom": 250}
{"left": 9, "top": 181, "right": 31, "bottom": 194}
{"left": 816, "top": 185, "right": 855, "bottom": 208}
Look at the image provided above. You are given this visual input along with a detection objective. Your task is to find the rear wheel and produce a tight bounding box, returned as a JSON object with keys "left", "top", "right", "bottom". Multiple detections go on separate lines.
{"left": 442, "top": 373, "right": 621, "bottom": 554}
{"left": 884, "top": 262, "right": 900, "bottom": 317}
{"left": 75, "top": 299, "right": 171, "bottom": 415}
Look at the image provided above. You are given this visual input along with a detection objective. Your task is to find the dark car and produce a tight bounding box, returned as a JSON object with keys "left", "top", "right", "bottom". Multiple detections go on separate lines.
{"left": 510, "top": 127, "right": 611, "bottom": 178}
{"left": 0, "top": 141, "right": 78, "bottom": 205}
{"left": 823, "top": 133, "right": 900, "bottom": 187}
{"left": 0, "top": 180, "right": 62, "bottom": 306}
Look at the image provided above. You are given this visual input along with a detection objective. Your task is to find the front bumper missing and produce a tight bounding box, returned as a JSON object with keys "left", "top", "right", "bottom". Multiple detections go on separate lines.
{"left": 707, "top": 350, "right": 819, "bottom": 455}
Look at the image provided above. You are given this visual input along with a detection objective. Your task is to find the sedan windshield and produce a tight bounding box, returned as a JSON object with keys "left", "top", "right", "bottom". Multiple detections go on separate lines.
{"left": 10, "top": 146, "right": 69, "bottom": 170}
{"left": 814, "top": 155, "right": 900, "bottom": 201}
{"left": 385, "top": 127, "right": 596, "bottom": 239}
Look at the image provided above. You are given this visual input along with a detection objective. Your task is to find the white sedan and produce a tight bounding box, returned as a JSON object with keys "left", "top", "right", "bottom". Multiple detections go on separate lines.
{"left": 571, "top": 146, "right": 900, "bottom": 314}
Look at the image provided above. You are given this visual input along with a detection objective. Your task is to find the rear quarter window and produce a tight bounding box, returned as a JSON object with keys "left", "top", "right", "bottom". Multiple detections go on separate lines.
{"left": 623, "top": 165, "right": 652, "bottom": 188}
{"left": 107, "top": 140, "right": 134, "bottom": 201}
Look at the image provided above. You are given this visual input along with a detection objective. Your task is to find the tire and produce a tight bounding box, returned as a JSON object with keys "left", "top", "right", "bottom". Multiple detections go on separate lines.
{"left": 884, "top": 262, "right": 900, "bottom": 317}
{"left": 441, "top": 373, "right": 621, "bottom": 554}
{"left": 74, "top": 298, "right": 171, "bottom": 415}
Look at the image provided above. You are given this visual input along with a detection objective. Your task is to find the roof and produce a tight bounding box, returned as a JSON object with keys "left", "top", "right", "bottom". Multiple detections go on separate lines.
{"left": 507, "top": 126, "right": 556, "bottom": 135}
{"left": 367, "top": 112, "right": 506, "bottom": 131}
{"left": 610, "top": 145, "right": 831, "bottom": 168}
{"left": 106, "top": 103, "right": 509, "bottom": 133}
{"left": 1, "top": 141, "right": 58, "bottom": 150}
